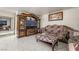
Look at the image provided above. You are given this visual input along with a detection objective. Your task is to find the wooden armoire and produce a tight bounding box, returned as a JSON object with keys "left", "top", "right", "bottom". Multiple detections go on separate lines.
{"left": 17, "top": 13, "right": 40, "bottom": 38}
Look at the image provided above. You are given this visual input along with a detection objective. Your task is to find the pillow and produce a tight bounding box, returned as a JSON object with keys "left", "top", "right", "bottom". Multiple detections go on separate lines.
{"left": 75, "top": 44, "right": 79, "bottom": 51}
{"left": 74, "top": 41, "right": 79, "bottom": 51}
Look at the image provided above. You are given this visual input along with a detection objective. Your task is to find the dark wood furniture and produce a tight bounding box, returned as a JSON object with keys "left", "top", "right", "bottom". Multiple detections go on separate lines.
{"left": 17, "top": 13, "right": 40, "bottom": 38}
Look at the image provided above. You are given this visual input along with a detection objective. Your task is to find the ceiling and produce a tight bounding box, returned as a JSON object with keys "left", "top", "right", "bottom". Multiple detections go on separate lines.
{"left": 0, "top": 7, "right": 73, "bottom": 16}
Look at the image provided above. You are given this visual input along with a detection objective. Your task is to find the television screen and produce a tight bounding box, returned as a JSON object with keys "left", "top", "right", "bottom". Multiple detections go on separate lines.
{"left": 0, "top": 20, "right": 7, "bottom": 26}
{"left": 26, "top": 20, "right": 37, "bottom": 26}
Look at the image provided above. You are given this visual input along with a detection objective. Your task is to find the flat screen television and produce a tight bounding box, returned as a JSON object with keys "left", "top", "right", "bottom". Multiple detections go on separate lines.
{"left": 26, "top": 20, "right": 37, "bottom": 27}
{"left": 0, "top": 20, "right": 7, "bottom": 26}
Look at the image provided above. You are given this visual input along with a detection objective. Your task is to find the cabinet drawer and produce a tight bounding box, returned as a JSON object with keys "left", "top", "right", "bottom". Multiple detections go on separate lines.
{"left": 19, "top": 31, "right": 25, "bottom": 36}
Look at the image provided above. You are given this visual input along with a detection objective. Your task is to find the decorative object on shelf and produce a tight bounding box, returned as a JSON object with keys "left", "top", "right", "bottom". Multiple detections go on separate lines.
{"left": 26, "top": 17, "right": 30, "bottom": 20}
{"left": 49, "top": 12, "right": 63, "bottom": 21}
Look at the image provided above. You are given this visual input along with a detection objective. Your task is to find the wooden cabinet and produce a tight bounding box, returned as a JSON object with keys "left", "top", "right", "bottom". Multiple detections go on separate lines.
{"left": 17, "top": 13, "right": 40, "bottom": 38}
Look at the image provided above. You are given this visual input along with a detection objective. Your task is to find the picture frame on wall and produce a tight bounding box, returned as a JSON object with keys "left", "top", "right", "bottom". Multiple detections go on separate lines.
{"left": 49, "top": 12, "right": 63, "bottom": 21}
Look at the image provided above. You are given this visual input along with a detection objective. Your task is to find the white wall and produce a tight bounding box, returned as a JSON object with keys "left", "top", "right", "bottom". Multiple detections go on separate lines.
{"left": 41, "top": 8, "right": 79, "bottom": 30}
{"left": 14, "top": 15, "right": 17, "bottom": 36}
{"left": 11, "top": 17, "right": 15, "bottom": 30}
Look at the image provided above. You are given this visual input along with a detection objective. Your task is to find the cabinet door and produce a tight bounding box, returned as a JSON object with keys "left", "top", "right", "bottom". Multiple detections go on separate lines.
{"left": 19, "top": 19, "right": 26, "bottom": 29}
{"left": 19, "top": 30, "right": 26, "bottom": 37}
{"left": 18, "top": 17, "right": 26, "bottom": 37}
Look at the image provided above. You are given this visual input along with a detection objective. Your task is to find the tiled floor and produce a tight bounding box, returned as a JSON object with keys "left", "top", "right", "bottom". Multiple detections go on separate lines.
{"left": 0, "top": 30, "right": 14, "bottom": 36}
{"left": 0, "top": 35, "right": 68, "bottom": 51}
